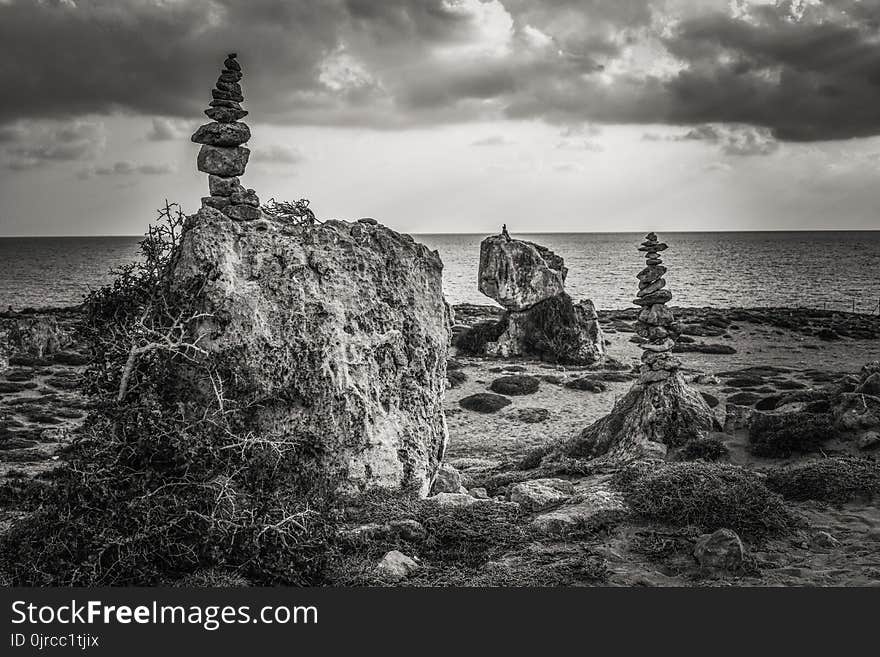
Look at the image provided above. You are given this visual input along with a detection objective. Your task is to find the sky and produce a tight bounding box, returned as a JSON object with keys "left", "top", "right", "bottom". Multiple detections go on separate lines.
{"left": 0, "top": 0, "right": 879, "bottom": 236}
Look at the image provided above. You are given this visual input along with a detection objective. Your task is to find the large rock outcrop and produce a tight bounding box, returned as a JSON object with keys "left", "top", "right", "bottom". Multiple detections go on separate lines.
{"left": 173, "top": 209, "right": 451, "bottom": 495}
{"left": 474, "top": 233, "right": 605, "bottom": 365}
{"left": 173, "top": 53, "right": 450, "bottom": 495}
{"left": 478, "top": 236, "right": 566, "bottom": 311}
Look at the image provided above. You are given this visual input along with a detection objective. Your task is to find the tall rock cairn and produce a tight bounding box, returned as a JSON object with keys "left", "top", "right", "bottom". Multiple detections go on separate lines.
{"left": 634, "top": 232, "right": 680, "bottom": 384}
{"left": 191, "top": 53, "right": 261, "bottom": 222}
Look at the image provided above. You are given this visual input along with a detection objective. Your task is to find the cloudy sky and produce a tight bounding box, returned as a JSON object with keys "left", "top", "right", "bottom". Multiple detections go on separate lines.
{"left": 1, "top": 0, "right": 879, "bottom": 236}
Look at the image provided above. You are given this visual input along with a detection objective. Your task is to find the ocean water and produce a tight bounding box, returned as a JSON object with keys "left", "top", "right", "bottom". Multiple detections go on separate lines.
{"left": 1, "top": 232, "right": 878, "bottom": 314}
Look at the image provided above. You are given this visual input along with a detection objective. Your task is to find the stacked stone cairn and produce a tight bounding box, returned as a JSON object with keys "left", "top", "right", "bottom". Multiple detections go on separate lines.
{"left": 537, "top": 231, "right": 713, "bottom": 463}
{"left": 191, "top": 53, "right": 261, "bottom": 222}
{"left": 634, "top": 232, "right": 680, "bottom": 384}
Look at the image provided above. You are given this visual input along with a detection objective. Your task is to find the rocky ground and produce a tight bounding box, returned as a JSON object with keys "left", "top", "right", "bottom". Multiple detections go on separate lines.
{"left": 2, "top": 304, "right": 879, "bottom": 586}
{"left": 439, "top": 304, "right": 880, "bottom": 586}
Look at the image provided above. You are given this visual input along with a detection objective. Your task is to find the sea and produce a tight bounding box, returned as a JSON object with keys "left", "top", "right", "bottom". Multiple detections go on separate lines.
{"left": 1, "top": 232, "right": 878, "bottom": 314}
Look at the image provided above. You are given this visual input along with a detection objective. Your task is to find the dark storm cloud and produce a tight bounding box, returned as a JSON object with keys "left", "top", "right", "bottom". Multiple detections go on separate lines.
{"left": 0, "top": 119, "right": 105, "bottom": 169}
{"left": 1, "top": 0, "right": 880, "bottom": 141}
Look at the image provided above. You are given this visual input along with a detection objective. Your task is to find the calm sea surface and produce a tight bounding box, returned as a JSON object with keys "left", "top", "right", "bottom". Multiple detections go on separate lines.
{"left": 1, "top": 232, "right": 878, "bottom": 313}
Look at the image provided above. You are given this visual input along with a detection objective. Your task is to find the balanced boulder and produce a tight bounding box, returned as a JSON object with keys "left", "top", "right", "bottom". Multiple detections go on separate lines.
{"left": 474, "top": 232, "right": 605, "bottom": 366}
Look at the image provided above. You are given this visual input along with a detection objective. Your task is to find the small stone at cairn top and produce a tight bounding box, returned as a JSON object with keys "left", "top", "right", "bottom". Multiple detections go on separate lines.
{"left": 633, "top": 232, "right": 680, "bottom": 384}
{"left": 192, "top": 53, "right": 260, "bottom": 221}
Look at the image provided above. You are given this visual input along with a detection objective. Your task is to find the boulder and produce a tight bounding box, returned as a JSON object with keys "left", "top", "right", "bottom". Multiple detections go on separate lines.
{"left": 374, "top": 550, "right": 419, "bottom": 582}
{"left": 508, "top": 478, "right": 574, "bottom": 511}
{"left": 693, "top": 529, "right": 745, "bottom": 574}
{"left": 171, "top": 207, "right": 450, "bottom": 495}
{"left": 859, "top": 431, "right": 880, "bottom": 451}
{"left": 478, "top": 235, "right": 566, "bottom": 311}
{"left": 486, "top": 295, "right": 606, "bottom": 366}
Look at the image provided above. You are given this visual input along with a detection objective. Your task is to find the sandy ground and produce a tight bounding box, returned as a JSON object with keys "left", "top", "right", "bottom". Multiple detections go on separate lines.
{"left": 444, "top": 319, "right": 879, "bottom": 464}
{"left": 440, "top": 312, "right": 880, "bottom": 586}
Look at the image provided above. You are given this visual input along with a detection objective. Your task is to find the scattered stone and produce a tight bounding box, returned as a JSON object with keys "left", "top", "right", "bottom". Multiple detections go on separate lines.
{"left": 431, "top": 463, "right": 463, "bottom": 494}
{"left": 374, "top": 550, "right": 419, "bottom": 582}
{"left": 858, "top": 431, "right": 880, "bottom": 451}
{"left": 509, "top": 478, "right": 574, "bottom": 511}
{"left": 516, "top": 407, "right": 550, "bottom": 423}
{"left": 489, "top": 375, "right": 539, "bottom": 396}
{"left": 446, "top": 369, "right": 467, "bottom": 388}
{"left": 811, "top": 531, "right": 840, "bottom": 550}
{"left": 693, "top": 529, "right": 745, "bottom": 574}
{"left": 459, "top": 393, "right": 512, "bottom": 413}
{"left": 530, "top": 480, "right": 627, "bottom": 534}
{"left": 564, "top": 378, "right": 607, "bottom": 393}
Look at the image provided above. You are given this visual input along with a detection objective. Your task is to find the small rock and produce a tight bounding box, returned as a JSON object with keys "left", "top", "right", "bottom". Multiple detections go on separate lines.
{"left": 810, "top": 530, "right": 840, "bottom": 550}
{"left": 458, "top": 393, "right": 511, "bottom": 413}
{"left": 516, "top": 407, "right": 550, "bottom": 423}
{"left": 509, "top": 478, "right": 574, "bottom": 511}
{"left": 470, "top": 487, "right": 489, "bottom": 499}
{"left": 693, "top": 528, "right": 745, "bottom": 573}
{"left": 431, "top": 463, "right": 462, "bottom": 494}
{"left": 374, "top": 550, "right": 419, "bottom": 582}
{"left": 530, "top": 481, "right": 626, "bottom": 534}
{"left": 489, "top": 375, "right": 539, "bottom": 396}
{"left": 564, "top": 378, "right": 607, "bottom": 393}
{"left": 858, "top": 431, "right": 880, "bottom": 451}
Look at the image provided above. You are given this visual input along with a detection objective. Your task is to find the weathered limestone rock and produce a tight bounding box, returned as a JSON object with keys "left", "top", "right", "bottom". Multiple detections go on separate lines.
{"left": 474, "top": 233, "right": 605, "bottom": 366}
{"left": 693, "top": 529, "right": 746, "bottom": 573}
{"left": 529, "top": 478, "right": 627, "bottom": 534}
{"left": 478, "top": 235, "right": 567, "bottom": 311}
{"left": 508, "top": 478, "right": 574, "bottom": 511}
{"left": 375, "top": 550, "right": 419, "bottom": 582}
{"left": 486, "top": 295, "right": 605, "bottom": 365}
{"left": 430, "top": 463, "right": 463, "bottom": 494}
{"left": 172, "top": 208, "right": 451, "bottom": 494}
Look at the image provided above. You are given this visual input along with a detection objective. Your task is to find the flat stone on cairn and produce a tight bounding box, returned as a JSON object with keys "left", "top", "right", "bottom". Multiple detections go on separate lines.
{"left": 192, "top": 53, "right": 260, "bottom": 222}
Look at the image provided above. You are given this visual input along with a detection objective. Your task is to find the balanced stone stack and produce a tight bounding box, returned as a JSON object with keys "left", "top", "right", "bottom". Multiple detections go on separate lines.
{"left": 539, "top": 231, "right": 714, "bottom": 463}
{"left": 191, "top": 53, "right": 261, "bottom": 222}
{"left": 634, "top": 232, "right": 680, "bottom": 384}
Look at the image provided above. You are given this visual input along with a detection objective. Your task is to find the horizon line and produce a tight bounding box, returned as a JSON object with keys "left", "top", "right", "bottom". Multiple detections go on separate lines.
{"left": 1, "top": 227, "right": 880, "bottom": 239}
